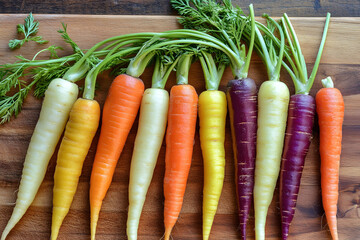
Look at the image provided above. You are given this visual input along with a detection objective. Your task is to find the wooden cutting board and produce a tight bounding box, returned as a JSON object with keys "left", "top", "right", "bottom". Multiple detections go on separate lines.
{"left": 0, "top": 14, "right": 359, "bottom": 240}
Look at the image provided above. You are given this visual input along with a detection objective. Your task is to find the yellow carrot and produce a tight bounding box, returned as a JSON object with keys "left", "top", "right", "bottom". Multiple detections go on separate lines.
{"left": 51, "top": 98, "right": 100, "bottom": 240}
{"left": 199, "top": 90, "right": 227, "bottom": 240}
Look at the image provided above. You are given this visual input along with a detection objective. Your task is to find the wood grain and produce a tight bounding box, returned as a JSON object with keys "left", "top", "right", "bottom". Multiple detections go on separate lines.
{"left": 0, "top": 15, "right": 359, "bottom": 240}
{"left": 0, "top": 0, "right": 359, "bottom": 17}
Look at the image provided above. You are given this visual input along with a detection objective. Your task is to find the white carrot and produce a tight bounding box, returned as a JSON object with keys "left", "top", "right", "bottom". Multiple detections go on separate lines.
{"left": 252, "top": 17, "right": 289, "bottom": 240}
{"left": 126, "top": 53, "right": 176, "bottom": 240}
{"left": 254, "top": 81, "right": 289, "bottom": 240}
{"left": 1, "top": 78, "right": 78, "bottom": 240}
{"left": 127, "top": 88, "right": 169, "bottom": 240}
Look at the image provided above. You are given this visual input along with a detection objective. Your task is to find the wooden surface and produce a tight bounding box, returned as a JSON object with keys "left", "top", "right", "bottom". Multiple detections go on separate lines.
{"left": 0, "top": 0, "right": 359, "bottom": 17}
{"left": 0, "top": 14, "right": 359, "bottom": 240}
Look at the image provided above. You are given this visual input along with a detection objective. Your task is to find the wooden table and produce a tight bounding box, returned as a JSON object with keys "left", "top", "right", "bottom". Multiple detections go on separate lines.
{"left": 0, "top": 2, "right": 359, "bottom": 240}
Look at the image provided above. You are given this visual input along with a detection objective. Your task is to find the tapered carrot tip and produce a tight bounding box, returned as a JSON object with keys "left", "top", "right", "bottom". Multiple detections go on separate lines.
{"left": 1, "top": 203, "right": 29, "bottom": 240}
{"left": 1, "top": 228, "right": 10, "bottom": 240}
{"left": 330, "top": 225, "right": 339, "bottom": 240}
{"left": 50, "top": 228, "right": 60, "bottom": 240}
{"left": 164, "top": 228, "right": 172, "bottom": 240}
{"left": 51, "top": 206, "right": 69, "bottom": 240}
{"left": 91, "top": 204, "right": 102, "bottom": 240}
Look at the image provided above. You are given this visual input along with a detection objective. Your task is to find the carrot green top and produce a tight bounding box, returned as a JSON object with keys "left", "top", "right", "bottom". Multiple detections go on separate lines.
{"left": 254, "top": 16, "right": 285, "bottom": 82}
{"left": 281, "top": 13, "right": 331, "bottom": 94}
{"left": 152, "top": 54, "right": 180, "bottom": 89}
{"left": 125, "top": 33, "right": 242, "bottom": 79}
{"left": 172, "top": 0, "right": 256, "bottom": 80}
{"left": 0, "top": 24, "right": 112, "bottom": 123}
{"left": 176, "top": 53, "right": 193, "bottom": 85}
{"left": 82, "top": 46, "right": 141, "bottom": 100}
{"left": 172, "top": 0, "right": 289, "bottom": 82}
{"left": 198, "top": 51, "right": 226, "bottom": 91}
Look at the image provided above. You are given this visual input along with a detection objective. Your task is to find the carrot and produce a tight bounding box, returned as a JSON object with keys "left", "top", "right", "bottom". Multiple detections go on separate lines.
{"left": 251, "top": 17, "right": 288, "bottom": 240}
{"left": 0, "top": 79, "right": 78, "bottom": 240}
{"left": 197, "top": 51, "right": 227, "bottom": 240}
{"left": 254, "top": 80, "right": 289, "bottom": 240}
{"left": 163, "top": 54, "right": 198, "bottom": 240}
{"left": 316, "top": 77, "right": 344, "bottom": 240}
{"left": 126, "top": 49, "right": 179, "bottom": 240}
{"left": 89, "top": 74, "right": 144, "bottom": 240}
{"left": 225, "top": 6, "right": 257, "bottom": 239}
{"left": 279, "top": 13, "right": 331, "bottom": 239}
{"left": 50, "top": 66, "right": 102, "bottom": 240}
{"left": 51, "top": 98, "right": 100, "bottom": 240}
{"left": 199, "top": 89, "right": 227, "bottom": 240}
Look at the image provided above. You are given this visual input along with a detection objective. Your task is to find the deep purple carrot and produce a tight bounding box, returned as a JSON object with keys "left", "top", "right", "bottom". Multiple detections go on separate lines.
{"left": 280, "top": 94, "right": 315, "bottom": 239}
{"left": 226, "top": 5, "right": 256, "bottom": 240}
{"left": 227, "top": 78, "right": 257, "bottom": 240}
{"left": 279, "top": 13, "right": 331, "bottom": 239}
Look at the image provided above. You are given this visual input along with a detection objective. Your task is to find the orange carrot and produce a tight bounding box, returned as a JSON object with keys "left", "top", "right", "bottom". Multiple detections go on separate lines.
{"left": 163, "top": 54, "right": 198, "bottom": 240}
{"left": 316, "top": 77, "right": 344, "bottom": 240}
{"left": 163, "top": 84, "right": 198, "bottom": 239}
{"left": 89, "top": 74, "right": 144, "bottom": 240}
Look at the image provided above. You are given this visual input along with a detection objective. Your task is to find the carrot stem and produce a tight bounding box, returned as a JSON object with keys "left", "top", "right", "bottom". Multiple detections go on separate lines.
{"left": 240, "top": 4, "right": 255, "bottom": 79}
{"left": 281, "top": 12, "right": 331, "bottom": 94}
{"left": 322, "top": 76, "right": 334, "bottom": 88}
{"left": 176, "top": 53, "right": 193, "bottom": 85}
{"left": 199, "top": 51, "right": 226, "bottom": 91}
{"left": 307, "top": 13, "right": 331, "bottom": 91}
{"left": 152, "top": 55, "right": 179, "bottom": 89}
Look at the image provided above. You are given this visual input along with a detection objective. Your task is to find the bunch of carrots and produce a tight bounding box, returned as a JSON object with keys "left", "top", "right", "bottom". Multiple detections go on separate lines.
{"left": 0, "top": 1, "right": 344, "bottom": 240}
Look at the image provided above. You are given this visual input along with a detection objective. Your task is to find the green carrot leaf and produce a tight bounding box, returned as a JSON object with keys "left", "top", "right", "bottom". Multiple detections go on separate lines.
{"left": 0, "top": 83, "right": 33, "bottom": 124}
{"left": 58, "top": 23, "right": 83, "bottom": 55}
{"left": 9, "top": 13, "right": 49, "bottom": 50}
{"left": 8, "top": 39, "right": 25, "bottom": 49}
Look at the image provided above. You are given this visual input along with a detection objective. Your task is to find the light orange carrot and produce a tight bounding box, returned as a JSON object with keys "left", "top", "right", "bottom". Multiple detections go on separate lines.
{"left": 163, "top": 84, "right": 198, "bottom": 240}
{"left": 316, "top": 77, "right": 344, "bottom": 240}
{"left": 89, "top": 74, "right": 144, "bottom": 240}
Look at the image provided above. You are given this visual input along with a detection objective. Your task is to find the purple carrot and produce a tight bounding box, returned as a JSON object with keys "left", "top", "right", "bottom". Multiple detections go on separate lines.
{"left": 227, "top": 78, "right": 257, "bottom": 240}
{"left": 280, "top": 94, "right": 315, "bottom": 239}
{"left": 279, "top": 13, "right": 331, "bottom": 239}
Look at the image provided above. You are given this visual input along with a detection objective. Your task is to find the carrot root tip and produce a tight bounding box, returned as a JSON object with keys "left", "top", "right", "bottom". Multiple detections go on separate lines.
{"left": 90, "top": 205, "right": 102, "bottom": 240}
{"left": 164, "top": 227, "right": 172, "bottom": 240}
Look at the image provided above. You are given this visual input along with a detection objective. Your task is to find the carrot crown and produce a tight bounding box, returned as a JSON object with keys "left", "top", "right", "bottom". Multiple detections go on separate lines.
{"left": 152, "top": 54, "right": 180, "bottom": 89}
{"left": 176, "top": 53, "right": 193, "bottom": 85}
{"left": 281, "top": 13, "right": 331, "bottom": 94}
{"left": 83, "top": 46, "right": 141, "bottom": 100}
{"left": 254, "top": 15, "right": 285, "bottom": 81}
{"left": 198, "top": 51, "right": 226, "bottom": 91}
{"left": 321, "top": 76, "right": 334, "bottom": 88}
